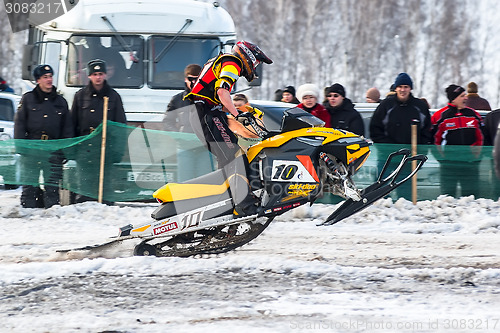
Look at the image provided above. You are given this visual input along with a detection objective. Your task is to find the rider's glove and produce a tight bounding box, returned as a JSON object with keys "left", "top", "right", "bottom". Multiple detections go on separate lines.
{"left": 235, "top": 112, "right": 253, "bottom": 126}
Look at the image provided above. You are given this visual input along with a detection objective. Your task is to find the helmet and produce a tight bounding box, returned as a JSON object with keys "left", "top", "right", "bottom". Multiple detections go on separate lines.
{"left": 232, "top": 41, "right": 273, "bottom": 82}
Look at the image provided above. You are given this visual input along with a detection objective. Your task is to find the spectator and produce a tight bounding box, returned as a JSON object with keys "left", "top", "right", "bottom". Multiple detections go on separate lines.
{"left": 232, "top": 93, "right": 249, "bottom": 109}
{"left": 420, "top": 98, "right": 431, "bottom": 109}
{"left": 482, "top": 108, "right": 500, "bottom": 196}
{"left": 273, "top": 88, "right": 283, "bottom": 102}
{"left": 369, "top": 73, "right": 432, "bottom": 144}
{"left": 14, "top": 65, "right": 74, "bottom": 208}
{"left": 296, "top": 83, "right": 328, "bottom": 121}
{"left": 432, "top": 85, "right": 484, "bottom": 146}
{"left": 465, "top": 81, "right": 491, "bottom": 111}
{"left": 386, "top": 84, "right": 396, "bottom": 98}
{"left": 0, "top": 77, "right": 15, "bottom": 93}
{"left": 162, "top": 64, "right": 214, "bottom": 181}
{"left": 71, "top": 59, "right": 127, "bottom": 203}
{"left": 162, "top": 64, "right": 201, "bottom": 132}
{"left": 322, "top": 83, "right": 365, "bottom": 136}
{"left": 229, "top": 92, "right": 266, "bottom": 145}
{"left": 431, "top": 84, "right": 484, "bottom": 197}
{"left": 72, "top": 59, "right": 127, "bottom": 136}
{"left": 281, "top": 86, "right": 300, "bottom": 104}
{"left": 483, "top": 108, "right": 500, "bottom": 146}
{"left": 365, "top": 87, "right": 381, "bottom": 103}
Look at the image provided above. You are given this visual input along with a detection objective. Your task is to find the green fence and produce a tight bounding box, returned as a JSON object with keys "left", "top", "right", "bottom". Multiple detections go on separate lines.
{"left": 1, "top": 121, "right": 498, "bottom": 202}
{"left": 0, "top": 121, "right": 215, "bottom": 202}
{"left": 351, "top": 144, "right": 499, "bottom": 202}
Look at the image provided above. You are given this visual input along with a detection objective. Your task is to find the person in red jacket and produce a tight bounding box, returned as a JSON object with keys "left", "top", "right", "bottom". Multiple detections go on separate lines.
{"left": 295, "top": 83, "right": 328, "bottom": 122}
{"left": 431, "top": 84, "right": 484, "bottom": 197}
{"left": 432, "top": 84, "right": 483, "bottom": 146}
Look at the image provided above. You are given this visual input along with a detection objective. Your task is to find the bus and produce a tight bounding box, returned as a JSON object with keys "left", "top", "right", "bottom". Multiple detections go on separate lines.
{"left": 22, "top": 0, "right": 239, "bottom": 125}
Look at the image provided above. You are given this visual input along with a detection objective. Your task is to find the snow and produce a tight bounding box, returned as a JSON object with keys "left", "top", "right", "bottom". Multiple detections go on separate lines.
{"left": 1, "top": 188, "right": 500, "bottom": 332}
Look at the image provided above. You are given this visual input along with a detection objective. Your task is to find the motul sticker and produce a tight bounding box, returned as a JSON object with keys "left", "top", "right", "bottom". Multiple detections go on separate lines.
{"left": 153, "top": 222, "right": 179, "bottom": 235}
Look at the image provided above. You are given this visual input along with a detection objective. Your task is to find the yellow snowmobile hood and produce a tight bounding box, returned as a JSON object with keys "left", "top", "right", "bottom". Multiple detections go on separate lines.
{"left": 247, "top": 127, "right": 368, "bottom": 163}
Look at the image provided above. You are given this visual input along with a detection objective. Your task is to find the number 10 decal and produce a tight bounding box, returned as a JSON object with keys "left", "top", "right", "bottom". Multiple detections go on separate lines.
{"left": 273, "top": 164, "right": 299, "bottom": 180}
{"left": 271, "top": 156, "right": 319, "bottom": 183}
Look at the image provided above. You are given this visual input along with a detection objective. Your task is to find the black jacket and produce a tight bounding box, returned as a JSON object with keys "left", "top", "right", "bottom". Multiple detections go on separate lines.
{"left": 322, "top": 98, "right": 365, "bottom": 136}
{"left": 14, "top": 85, "right": 73, "bottom": 140}
{"left": 483, "top": 109, "right": 500, "bottom": 145}
{"left": 71, "top": 80, "right": 126, "bottom": 136}
{"left": 162, "top": 88, "right": 195, "bottom": 133}
{"left": 369, "top": 94, "right": 432, "bottom": 144}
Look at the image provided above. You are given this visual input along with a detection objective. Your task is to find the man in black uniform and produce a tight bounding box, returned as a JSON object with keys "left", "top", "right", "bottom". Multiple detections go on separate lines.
{"left": 14, "top": 64, "right": 74, "bottom": 208}
{"left": 70, "top": 59, "right": 127, "bottom": 203}
{"left": 71, "top": 59, "right": 127, "bottom": 136}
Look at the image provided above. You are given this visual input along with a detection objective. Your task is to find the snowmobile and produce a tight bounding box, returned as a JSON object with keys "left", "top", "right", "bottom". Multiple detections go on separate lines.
{"left": 60, "top": 107, "right": 426, "bottom": 257}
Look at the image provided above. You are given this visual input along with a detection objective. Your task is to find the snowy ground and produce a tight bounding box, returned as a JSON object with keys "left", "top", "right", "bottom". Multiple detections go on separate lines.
{"left": 1, "top": 187, "right": 500, "bottom": 333}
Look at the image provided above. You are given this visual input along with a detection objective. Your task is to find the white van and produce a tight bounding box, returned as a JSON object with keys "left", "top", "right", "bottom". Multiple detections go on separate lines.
{"left": 22, "top": 0, "right": 240, "bottom": 125}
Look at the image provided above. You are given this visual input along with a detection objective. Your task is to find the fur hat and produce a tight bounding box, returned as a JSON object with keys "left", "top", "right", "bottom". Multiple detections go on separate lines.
{"left": 366, "top": 87, "right": 380, "bottom": 101}
{"left": 87, "top": 59, "right": 107, "bottom": 75}
{"left": 296, "top": 83, "right": 320, "bottom": 100}
{"left": 33, "top": 64, "right": 54, "bottom": 80}
{"left": 394, "top": 72, "right": 413, "bottom": 89}
{"left": 467, "top": 81, "right": 478, "bottom": 94}
{"left": 326, "top": 83, "right": 346, "bottom": 97}
{"left": 446, "top": 84, "right": 466, "bottom": 102}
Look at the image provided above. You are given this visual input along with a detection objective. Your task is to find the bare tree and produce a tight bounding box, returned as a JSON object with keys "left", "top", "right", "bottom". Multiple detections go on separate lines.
{"left": 1, "top": 0, "right": 498, "bottom": 107}
{"left": 0, "top": 8, "right": 27, "bottom": 94}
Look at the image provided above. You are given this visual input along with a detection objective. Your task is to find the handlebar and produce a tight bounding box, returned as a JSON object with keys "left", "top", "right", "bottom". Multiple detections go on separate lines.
{"left": 236, "top": 109, "right": 269, "bottom": 139}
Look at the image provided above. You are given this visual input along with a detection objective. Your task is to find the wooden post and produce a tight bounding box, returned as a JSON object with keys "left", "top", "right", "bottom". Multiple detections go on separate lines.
{"left": 411, "top": 120, "right": 419, "bottom": 205}
{"left": 98, "top": 96, "right": 109, "bottom": 203}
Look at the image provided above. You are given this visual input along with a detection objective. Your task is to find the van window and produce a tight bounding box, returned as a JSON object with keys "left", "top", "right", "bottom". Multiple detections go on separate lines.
{"left": 41, "top": 42, "right": 61, "bottom": 84}
{"left": 149, "top": 36, "right": 220, "bottom": 89}
{"left": 66, "top": 35, "right": 144, "bottom": 88}
{"left": 0, "top": 98, "right": 15, "bottom": 121}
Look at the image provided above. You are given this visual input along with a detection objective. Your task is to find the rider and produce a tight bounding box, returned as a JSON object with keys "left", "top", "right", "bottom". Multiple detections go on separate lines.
{"left": 185, "top": 40, "right": 273, "bottom": 217}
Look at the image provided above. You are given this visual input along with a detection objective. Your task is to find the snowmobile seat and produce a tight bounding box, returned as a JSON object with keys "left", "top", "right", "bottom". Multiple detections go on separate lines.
{"left": 151, "top": 169, "right": 233, "bottom": 220}
{"left": 153, "top": 169, "right": 231, "bottom": 202}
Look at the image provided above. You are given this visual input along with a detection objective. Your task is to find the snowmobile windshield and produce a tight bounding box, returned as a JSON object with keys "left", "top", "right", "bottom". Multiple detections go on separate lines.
{"left": 280, "top": 107, "right": 325, "bottom": 132}
{"left": 66, "top": 34, "right": 144, "bottom": 88}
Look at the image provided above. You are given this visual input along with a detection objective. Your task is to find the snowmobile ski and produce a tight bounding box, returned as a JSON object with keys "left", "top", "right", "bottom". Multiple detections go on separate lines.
{"left": 56, "top": 235, "right": 136, "bottom": 253}
{"left": 322, "top": 149, "right": 427, "bottom": 225}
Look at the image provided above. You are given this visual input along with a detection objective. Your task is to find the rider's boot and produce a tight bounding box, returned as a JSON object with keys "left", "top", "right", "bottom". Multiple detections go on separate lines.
{"left": 224, "top": 155, "right": 260, "bottom": 218}
{"left": 233, "top": 192, "right": 259, "bottom": 218}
